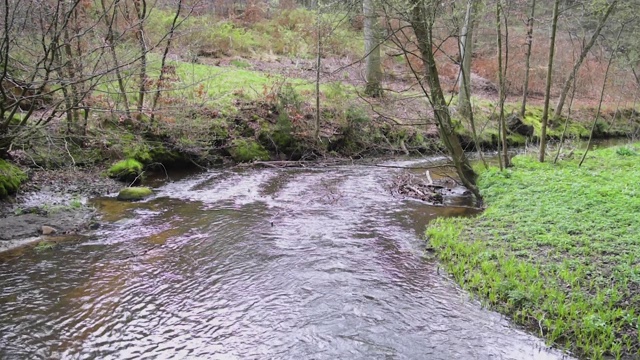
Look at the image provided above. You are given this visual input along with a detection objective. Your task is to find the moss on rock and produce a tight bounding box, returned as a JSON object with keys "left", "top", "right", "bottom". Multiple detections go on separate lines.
{"left": 108, "top": 159, "right": 143, "bottom": 182}
{"left": 116, "top": 187, "right": 153, "bottom": 201}
{"left": 229, "top": 139, "right": 270, "bottom": 162}
{"left": 0, "top": 159, "right": 26, "bottom": 198}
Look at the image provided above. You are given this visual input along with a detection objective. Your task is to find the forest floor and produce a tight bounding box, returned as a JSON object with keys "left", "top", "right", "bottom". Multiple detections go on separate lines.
{"left": 426, "top": 143, "right": 640, "bottom": 359}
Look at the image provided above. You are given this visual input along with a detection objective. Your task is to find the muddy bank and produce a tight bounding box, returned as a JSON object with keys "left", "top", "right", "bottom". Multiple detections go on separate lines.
{"left": 0, "top": 167, "right": 121, "bottom": 252}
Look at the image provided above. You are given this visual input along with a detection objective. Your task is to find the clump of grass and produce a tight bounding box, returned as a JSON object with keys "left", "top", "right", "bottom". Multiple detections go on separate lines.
{"left": 426, "top": 143, "right": 640, "bottom": 359}
{"left": 616, "top": 146, "right": 637, "bottom": 156}
{"left": 230, "top": 59, "right": 251, "bottom": 68}
{"left": 35, "top": 241, "right": 55, "bottom": 252}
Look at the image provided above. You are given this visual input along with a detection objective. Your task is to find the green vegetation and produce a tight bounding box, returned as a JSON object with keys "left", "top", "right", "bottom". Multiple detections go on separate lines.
{"left": 0, "top": 159, "right": 26, "bottom": 198}
{"left": 455, "top": 100, "right": 634, "bottom": 148}
{"left": 34, "top": 241, "right": 55, "bottom": 252}
{"left": 229, "top": 139, "right": 270, "bottom": 162}
{"left": 108, "top": 159, "right": 144, "bottom": 182}
{"left": 147, "top": 8, "right": 362, "bottom": 60}
{"left": 116, "top": 187, "right": 153, "bottom": 201}
{"left": 426, "top": 144, "right": 640, "bottom": 359}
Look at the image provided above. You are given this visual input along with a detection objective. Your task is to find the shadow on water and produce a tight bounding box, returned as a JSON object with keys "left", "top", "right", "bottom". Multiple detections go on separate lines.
{"left": 0, "top": 157, "right": 579, "bottom": 359}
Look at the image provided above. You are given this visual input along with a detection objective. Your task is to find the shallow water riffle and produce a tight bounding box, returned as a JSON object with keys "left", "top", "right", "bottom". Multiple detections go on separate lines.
{"left": 0, "top": 161, "right": 572, "bottom": 359}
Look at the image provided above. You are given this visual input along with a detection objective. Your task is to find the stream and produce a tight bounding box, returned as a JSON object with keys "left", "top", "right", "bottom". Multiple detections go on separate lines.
{"left": 0, "top": 160, "right": 573, "bottom": 359}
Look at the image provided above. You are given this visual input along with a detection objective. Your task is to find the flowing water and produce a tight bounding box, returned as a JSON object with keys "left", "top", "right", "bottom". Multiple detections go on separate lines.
{"left": 0, "top": 161, "right": 572, "bottom": 359}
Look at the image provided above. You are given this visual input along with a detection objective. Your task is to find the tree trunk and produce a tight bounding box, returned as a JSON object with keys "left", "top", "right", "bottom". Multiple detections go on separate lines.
{"left": 520, "top": 0, "right": 536, "bottom": 118}
{"left": 457, "top": 0, "right": 476, "bottom": 119}
{"left": 134, "top": 0, "right": 148, "bottom": 116}
{"left": 314, "top": 2, "right": 322, "bottom": 140}
{"left": 101, "top": 0, "right": 132, "bottom": 122}
{"left": 554, "top": 34, "right": 578, "bottom": 164}
{"left": 408, "top": 0, "right": 481, "bottom": 204}
{"left": 363, "top": 0, "right": 383, "bottom": 97}
{"left": 554, "top": 0, "right": 618, "bottom": 119}
{"left": 151, "top": 0, "right": 184, "bottom": 122}
{"left": 496, "top": 0, "right": 509, "bottom": 168}
{"left": 538, "top": 0, "right": 560, "bottom": 162}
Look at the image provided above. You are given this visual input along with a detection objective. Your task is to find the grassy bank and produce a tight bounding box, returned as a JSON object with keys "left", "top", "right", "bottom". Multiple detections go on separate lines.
{"left": 426, "top": 144, "right": 640, "bottom": 359}
{"left": 455, "top": 98, "right": 638, "bottom": 148}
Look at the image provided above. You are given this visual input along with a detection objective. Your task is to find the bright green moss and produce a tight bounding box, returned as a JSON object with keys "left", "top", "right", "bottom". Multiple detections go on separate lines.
{"left": 0, "top": 159, "right": 26, "bottom": 198}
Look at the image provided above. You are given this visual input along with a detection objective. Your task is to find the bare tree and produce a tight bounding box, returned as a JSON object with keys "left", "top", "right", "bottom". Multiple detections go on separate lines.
{"left": 399, "top": 0, "right": 481, "bottom": 203}
{"left": 496, "top": 0, "right": 509, "bottom": 168}
{"left": 0, "top": 0, "right": 188, "bottom": 157}
{"left": 457, "top": 0, "right": 477, "bottom": 119}
{"left": 364, "top": 0, "right": 383, "bottom": 97}
{"left": 580, "top": 23, "right": 624, "bottom": 167}
{"left": 538, "top": 0, "right": 560, "bottom": 162}
{"left": 553, "top": 0, "right": 618, "bottom": 120}
{"left": 519, "top": 0, "right": 536, "bottom": 118}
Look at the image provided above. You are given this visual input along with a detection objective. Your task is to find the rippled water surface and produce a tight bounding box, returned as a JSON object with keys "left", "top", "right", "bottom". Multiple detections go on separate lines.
{"left": 0, "top": 162, "right": 571, "bottom": 359}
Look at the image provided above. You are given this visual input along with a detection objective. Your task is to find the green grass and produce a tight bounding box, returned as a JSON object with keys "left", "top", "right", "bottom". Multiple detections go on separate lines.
{"left": 100, "top": 54, "right": 346, "bottom": 116}
{"left": 426, "top": 143, "right": 640, "bottom": 359}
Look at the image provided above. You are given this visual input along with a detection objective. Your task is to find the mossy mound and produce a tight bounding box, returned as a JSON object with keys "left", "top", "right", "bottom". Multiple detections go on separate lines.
{"left": 0, "top": 159, "right": 27, "bottom": 198}
{"left": 108, "top": 159, "right": 144, "bottom": 182}
{"left": 116, "top": 187, "right": 153, "bottom": 201}
{"left": 229, "top": 139, "right": 270, "bottom": 162}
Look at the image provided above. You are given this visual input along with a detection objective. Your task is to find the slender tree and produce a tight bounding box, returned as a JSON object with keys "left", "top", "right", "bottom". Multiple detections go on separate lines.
{"left": 520, "top": 0, "right": 536, "bottom": 118}
{"left": 496, "top": 0, "right": 509, "bottom": 168}
{"left": 539, "top": 0, "right": 560, "bottom": 162}
{"left": 364, "top": 0, "right": 383, "bottom": 97}
{"left": 457, "top": 0, "right": 477, "bottom": 119}
{"left": 314, "top": 1, "right": 322, "bottom": 140}
{"left": 554, "top": 0, "right": 618, "bottom": 120}
{"left": 134, "top": 0, "right": 149, "bottom": 115}
{"left": 405, "top": 0, "right": 481, "bottom": 204}
{"left": 580, "top": 24, "right": 624, "bottom": 167}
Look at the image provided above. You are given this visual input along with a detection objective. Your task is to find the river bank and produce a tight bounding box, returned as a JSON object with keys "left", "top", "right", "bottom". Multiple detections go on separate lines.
{"left": 426, "top": 143, "right": 640, "bottom": 359}
{"left": 0, "top": 135, "right": 634, "bottom": 254}
{"left": 0, "top": 167, "right": 122, "bottom": 252}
